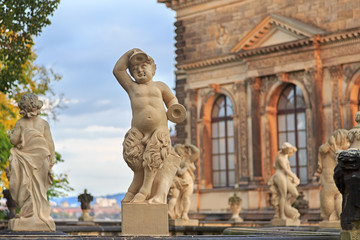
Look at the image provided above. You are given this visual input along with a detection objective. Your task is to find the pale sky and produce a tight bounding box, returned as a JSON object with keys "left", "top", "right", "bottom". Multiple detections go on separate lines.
{"left": 34, "top": 0, "right": 176, "bottom": 196}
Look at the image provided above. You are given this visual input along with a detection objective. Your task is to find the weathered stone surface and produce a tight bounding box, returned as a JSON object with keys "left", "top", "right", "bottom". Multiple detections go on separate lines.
{"left": 121, "top": 203, "right": 169, "bottom": 236}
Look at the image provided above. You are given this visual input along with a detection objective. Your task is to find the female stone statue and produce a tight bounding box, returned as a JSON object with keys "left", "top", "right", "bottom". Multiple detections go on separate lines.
{"left": 268, "top": 142, "right": 300, "bottom": 225}
{"left": 7, "top": 94, "right": 56, "bottom": 231}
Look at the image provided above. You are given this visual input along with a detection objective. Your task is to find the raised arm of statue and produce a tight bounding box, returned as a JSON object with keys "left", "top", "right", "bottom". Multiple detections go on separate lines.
{"left": 8, "top": 121, "right": 22, "bottom": 147}
{"left": 113, "top": 48, "right": 138, "bottom": 93}
{"left": 186, "top": 144, "right": 200, "bottom": 162}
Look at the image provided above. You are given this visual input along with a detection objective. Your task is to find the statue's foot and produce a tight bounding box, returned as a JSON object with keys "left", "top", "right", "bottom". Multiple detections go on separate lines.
{"left": 181, "top": 214, "right": 189, "bottom": 220}
{"left": 130, "top": 193, "right": 146, "bottom": 203}
{"left": 121, "top": 192, "right": 135, "bottom": 203}
{"left": 329, "top": 211, "right": 338, "bottom": 221}
{"left": 147, "top": 197, "right": 162, "bottom": 204}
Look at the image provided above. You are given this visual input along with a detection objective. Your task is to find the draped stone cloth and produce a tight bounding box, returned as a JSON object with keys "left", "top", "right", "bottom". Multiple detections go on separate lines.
{"left": 8, "top": 128, "right": 55, "bottom": 231}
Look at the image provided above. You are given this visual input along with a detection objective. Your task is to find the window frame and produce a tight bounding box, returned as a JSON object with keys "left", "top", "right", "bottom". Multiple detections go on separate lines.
{"left": 277, "top": 84, "right": 307, "bottom": 183}
{"left": 211, "top": 95, "right": 235, "bottom": 188}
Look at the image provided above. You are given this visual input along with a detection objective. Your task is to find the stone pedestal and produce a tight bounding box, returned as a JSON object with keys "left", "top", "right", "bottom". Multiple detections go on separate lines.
{"left": 270, "top": 218, "right": 300, "bottom": 226}
{"left": 122, "top": 203, "right": 169, "bottom": 236}
{"left": 318, "top": 220, "right": 340, "bottom": 229}
{"left": 341, "top": 230, "right": 360, "bottom": 240}
{"left": 169, "top": 219, "right": 199, "bottom": 226}
{"left": 79, "top": 209, "right": 93, "bottom": 222}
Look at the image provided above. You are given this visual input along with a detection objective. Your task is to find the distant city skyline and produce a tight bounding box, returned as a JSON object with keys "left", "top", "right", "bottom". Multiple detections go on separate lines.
{"left": 34, "top": 0, "right": 176, "bottom": 196}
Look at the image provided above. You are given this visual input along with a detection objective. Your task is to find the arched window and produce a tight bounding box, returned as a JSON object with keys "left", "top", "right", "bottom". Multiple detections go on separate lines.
{"left": 277, "top": 84, "right": 307, "bottom": 183}
{"left": 211, "top": 95, "right": 235, "bottom": 187}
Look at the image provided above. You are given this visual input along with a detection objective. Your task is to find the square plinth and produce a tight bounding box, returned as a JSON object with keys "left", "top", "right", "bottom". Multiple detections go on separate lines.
{"left": 318, "top": 220, "right": 340, "bottom": 229}
{"left": 270, "top": 218, "right": 300, "bottom": 226}
{"left": 122, "top": 203, "right": 169, "bottom": 236}
{"left": 169, "top": 219, "right": 199, "bottom": 226}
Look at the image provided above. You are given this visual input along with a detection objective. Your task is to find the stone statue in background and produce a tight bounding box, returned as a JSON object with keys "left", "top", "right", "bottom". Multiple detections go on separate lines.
{"left": 7, "top": 94, "right": 56, "bottom": 231}
{"left": 334, "top": 112, "right": 360, "bottom": 236}
{"left": 113, "top": 49, "right": 186, "bottom": 204}
{"left": 78, "top": 189, "right": 94, "bottom": 222}
{"left": 168, "top": 144, "right": 199, "bottom": 220}
{"left": 316, "top": 129, "right": 349, "bottom": 227}
{"left": 268, "top": 142, "right": 300, "bottom": 226}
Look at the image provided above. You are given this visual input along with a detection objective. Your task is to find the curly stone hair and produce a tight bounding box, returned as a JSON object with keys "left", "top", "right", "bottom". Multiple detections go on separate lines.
{"left": 18, "top": 94, "right": 43, "bottom": 118}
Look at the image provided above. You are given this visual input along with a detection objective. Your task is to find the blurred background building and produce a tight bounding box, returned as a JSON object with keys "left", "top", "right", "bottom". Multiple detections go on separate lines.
{"left": 158, "top": 0, "right": 360, "bottom": 218}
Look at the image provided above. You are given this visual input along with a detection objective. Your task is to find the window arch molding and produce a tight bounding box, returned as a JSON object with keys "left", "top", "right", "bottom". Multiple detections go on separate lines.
{"left": 199, "top": 87, "right": 239, "bottom": 188}
{"left": 263, "top": 79, "right": 313, "bottom": 183}
{"left": 343, "top": 68, "right": 360, "bottom": 128}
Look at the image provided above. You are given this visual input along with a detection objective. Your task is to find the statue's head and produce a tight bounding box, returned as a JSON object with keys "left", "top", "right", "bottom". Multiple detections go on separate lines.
{"left": 280, "top": 142, "right": 297, "bottom": 156}
{"left": 329, "top": 129, "right": 349, "bottom": 150}
{"left": 348, "top": 111, "right": 360, "bottom": 144}
{"left": 18, "top": 94, "right": 43, "bottom": 118}
{"left": 129, "top": 56, "right": 156, "bottom": 84}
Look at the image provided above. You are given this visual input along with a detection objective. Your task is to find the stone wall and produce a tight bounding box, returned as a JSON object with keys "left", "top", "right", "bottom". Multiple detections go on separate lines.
{"left": 175, "top": 0, "right": 360, "bottom": 65}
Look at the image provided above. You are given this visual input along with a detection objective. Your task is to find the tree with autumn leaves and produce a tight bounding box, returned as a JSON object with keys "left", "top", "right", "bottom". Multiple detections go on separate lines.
{"left": 0, "top": 0, "right": 73, "bottom": 199}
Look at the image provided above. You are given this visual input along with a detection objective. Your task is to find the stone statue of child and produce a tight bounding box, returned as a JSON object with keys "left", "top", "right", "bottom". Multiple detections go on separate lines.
{"left": 168, "top": 144, "right": 199, "bottom": 220}
{"left": 316, "top": 129, "right": 349, "bottom": 223}
{"left": 268, "top": 142, "right": 300, "bottom": 224}
{"left": 113, "top": 48, "right": 186, "bottom": 203}
{"left": 7, "top": 94, "right": 56, "bottom": 231}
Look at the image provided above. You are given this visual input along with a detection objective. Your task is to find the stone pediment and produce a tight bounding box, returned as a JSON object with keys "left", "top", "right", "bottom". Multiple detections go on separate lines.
{"left": 231, "top": 14, "right": 326, "bottom": 53}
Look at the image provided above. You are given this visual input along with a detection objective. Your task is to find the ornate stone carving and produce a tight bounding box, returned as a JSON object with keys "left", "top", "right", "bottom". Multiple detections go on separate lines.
{"left": 113, "top": 49, "right": 186, "bottom": 204}
{"left": 188, "top": 89, "right": 198, "bottom": 146}
{"left": 329, "top": 66, "right": 342, "bottom": 131}
{"left": 8, "top": 94, "right": 56, "bottom": 231}
{"left": 342, "top": 63, "right": 360, "bottom": 83}
{"left": 216, "top": 24, "right": 229, "bottom": 46}
{"left": 237, "top": 82, "right": 249, "bottom": 179}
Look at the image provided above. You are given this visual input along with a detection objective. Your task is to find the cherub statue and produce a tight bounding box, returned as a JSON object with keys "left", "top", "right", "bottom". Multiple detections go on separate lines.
{"left": 7, "top": 94, "right": 56, "bottom": 231}
{"left": 316, "top": 129, "right": 349, "bottom": 223}
{"left": 268, "top": 142, "right": 300, "bottom": 224}
{"left": 168, "top": 144, "right": 199, "bottom": 220}
{"left": 113, "top": 49, "right": 186, "bottom": 203}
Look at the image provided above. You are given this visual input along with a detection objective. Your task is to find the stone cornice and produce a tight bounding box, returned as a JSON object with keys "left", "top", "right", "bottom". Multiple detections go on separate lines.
{"left": 177, "top": 27, "right": 360, "bottom": 71}
{"left": 157, "top": 0, "right": 212, "bottom": 10}
{"left": 177, "top": 54, "right": 241, "bottom": 70}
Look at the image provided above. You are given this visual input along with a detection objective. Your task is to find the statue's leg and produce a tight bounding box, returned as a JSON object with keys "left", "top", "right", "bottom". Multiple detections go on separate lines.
{"left": 131, "top": 128, "right": 171, "bottom": 203}
{"left": 122, "top": 128, "right": 145, "bottom": 203}
{"left": 287, "top": 180, "right": 299, "bottom": 204}
{"left": 181, "top": 185, "right": 193, "bottom": 220}
{"left": 284, "top": 179, "right": 300, "bottom": 219}
{"left": 274, "top": 174, "right": 287, "bottom": 220}
{"left": 320, "top": 186, "right": 333, "bottom": 220}
{"left": 334, "top": 192, "right": 342, "bottom": 221}
{"left": 122, "top": 170, "right": 144, "bottom": 203}
{"left": 168, "top": 187, "right": 180, "bottom": 219}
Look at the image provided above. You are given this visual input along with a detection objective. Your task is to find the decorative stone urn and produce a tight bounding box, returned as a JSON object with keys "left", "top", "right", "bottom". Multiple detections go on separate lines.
{"left": 228, "top": 193, "right": 243, "bottom": 222}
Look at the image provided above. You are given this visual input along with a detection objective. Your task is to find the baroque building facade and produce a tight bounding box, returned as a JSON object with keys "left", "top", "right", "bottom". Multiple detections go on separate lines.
{"left": 158, "top": 0, "right": 360, "bottom": 214}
